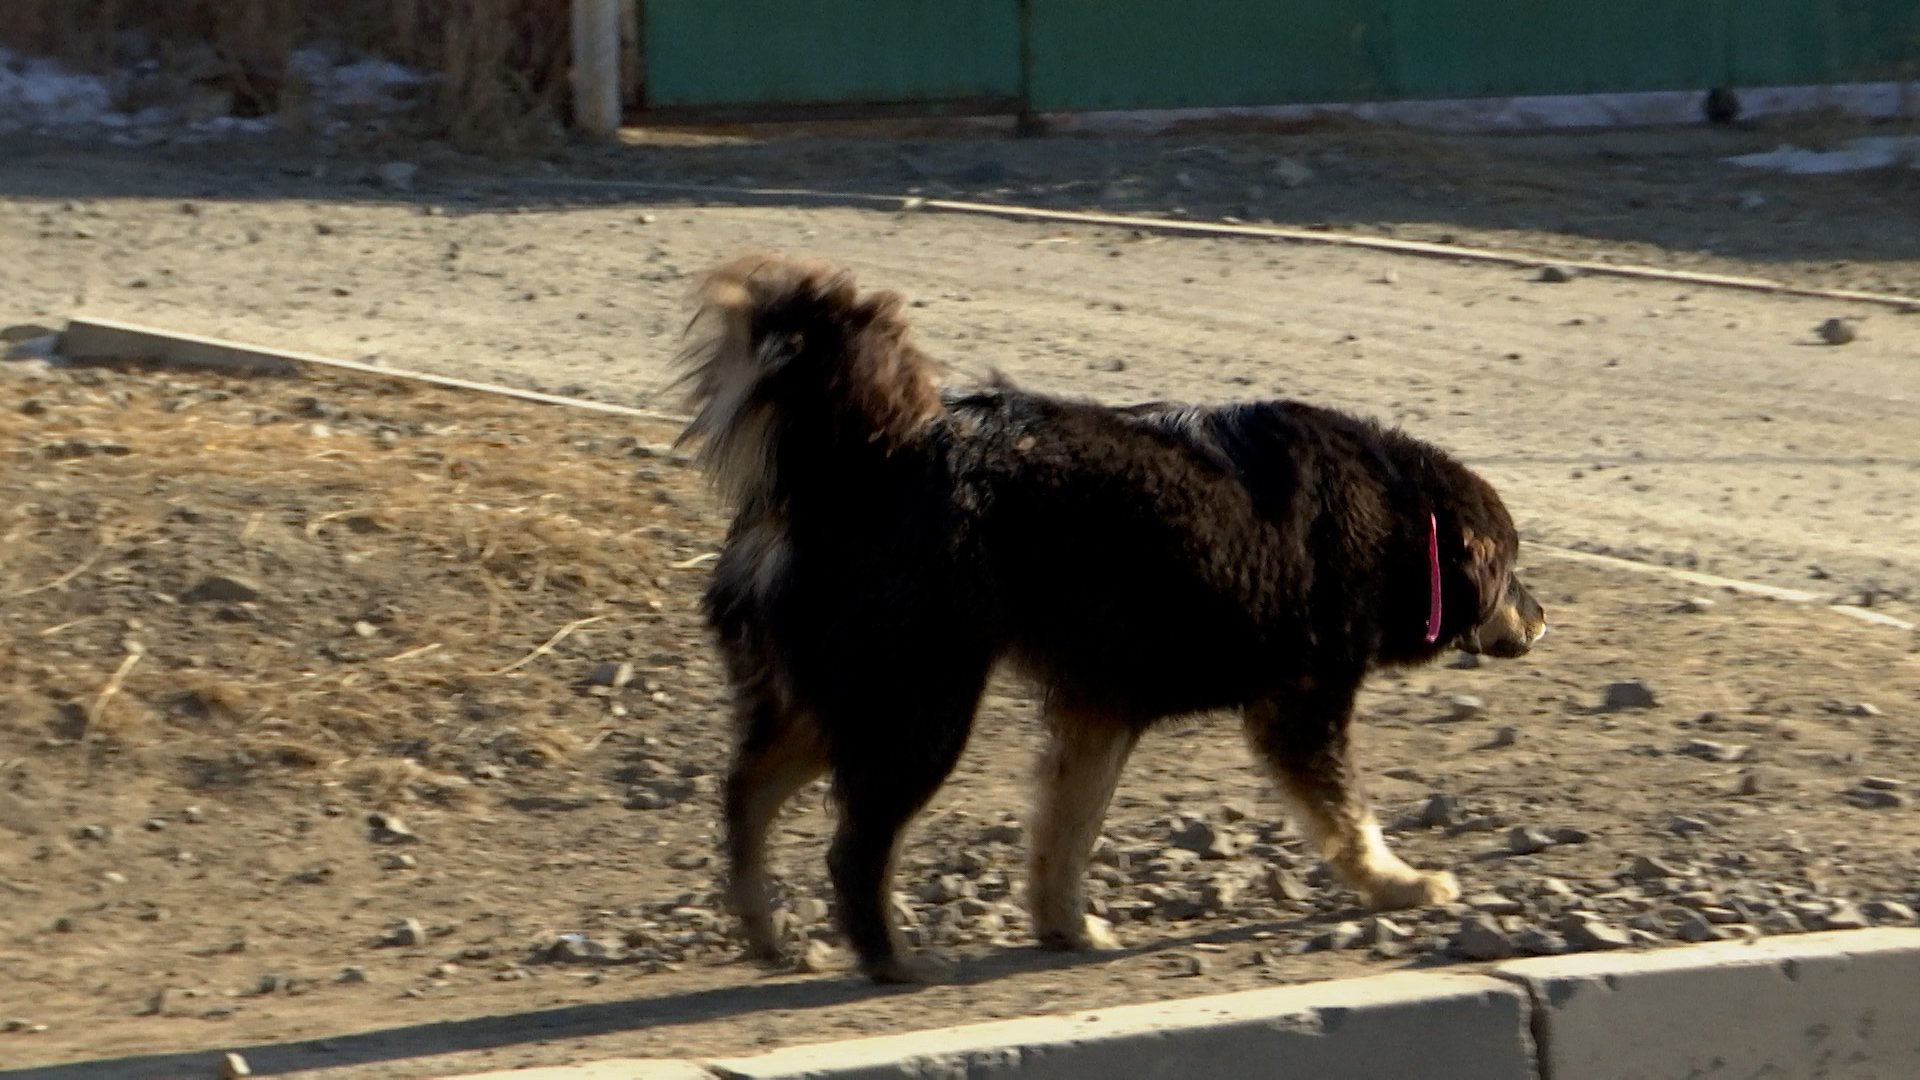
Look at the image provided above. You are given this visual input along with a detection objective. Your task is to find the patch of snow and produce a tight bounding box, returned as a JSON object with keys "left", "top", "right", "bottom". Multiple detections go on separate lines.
{"left": 1724, "top": 136, "right": 1920, "bottom": 175}
{"left": 0, "top": 44, "right": 431, "bottom": 140}
{"left": 1048, "top": 82, "right": 1920, "bottom": 136}
{"left": 0, "top": 47, "right": 119, "bottom": 130}
{"left": 289, "top": 47, "right": 432, "bottom": 113}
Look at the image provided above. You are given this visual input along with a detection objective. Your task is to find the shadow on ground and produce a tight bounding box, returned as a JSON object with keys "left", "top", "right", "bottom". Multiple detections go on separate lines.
{"left": 2, "top": 117, "right": 1918, "bottom": 290}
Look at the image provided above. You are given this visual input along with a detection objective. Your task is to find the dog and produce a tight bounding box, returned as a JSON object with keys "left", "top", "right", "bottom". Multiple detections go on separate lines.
{"left": 674, "top": 254, "right": 1547, "bottom": 983}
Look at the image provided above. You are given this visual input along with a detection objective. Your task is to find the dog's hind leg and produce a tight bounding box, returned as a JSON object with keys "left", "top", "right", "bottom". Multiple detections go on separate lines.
{"left": 723, "top": 685, "right": 828, "bottom": 964}
{"left": 1244, "top": 688, "right": 1459, "bottom": 911}
{"left": 824, "top": 663, "right": 987, "bottom": 984}
{"left": 1028, "top": 705, "right": 1137, "bottom": 951}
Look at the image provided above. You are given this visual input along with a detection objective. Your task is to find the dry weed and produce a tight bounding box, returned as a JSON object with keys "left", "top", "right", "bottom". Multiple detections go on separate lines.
{"left": 0, "top": 363, "right": 701, "bottom": 804}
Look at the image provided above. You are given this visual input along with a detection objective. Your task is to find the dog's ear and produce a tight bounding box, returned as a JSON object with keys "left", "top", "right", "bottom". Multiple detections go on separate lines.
{"left": 1462, "top": 531, "right": 1505, "bottom": 617}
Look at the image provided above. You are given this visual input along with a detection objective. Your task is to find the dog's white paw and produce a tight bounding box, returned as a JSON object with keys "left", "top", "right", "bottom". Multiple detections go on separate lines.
{"left": 1366, "top": 869, "right": 1460, "bottom": 911}
{"left": 862, "top": 951, "right": 953, "bottom": 985}
{"left": 1036, "top": 914, "right": 1121, "bottom": 953}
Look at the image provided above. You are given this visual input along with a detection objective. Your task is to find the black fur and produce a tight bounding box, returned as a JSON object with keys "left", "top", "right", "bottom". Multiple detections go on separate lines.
{"left": 679, "top": 255, "right": 1546, "bottom": 982}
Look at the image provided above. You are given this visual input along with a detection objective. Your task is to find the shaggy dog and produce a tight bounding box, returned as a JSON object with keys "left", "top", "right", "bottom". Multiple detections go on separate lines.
{"left": 674, "top": 255, "right": 1547, "bottom": 983}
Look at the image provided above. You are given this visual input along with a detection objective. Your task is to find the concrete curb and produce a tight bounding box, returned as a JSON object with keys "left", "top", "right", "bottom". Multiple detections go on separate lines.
{"left": 1495, "top": 928, "right": 1920, "bottom": 1080}
{"left": 442, "top": 930, "right": 1920, "bottom": 1080}
{"left": 704, "top": 972, "right": 1530, "bottom": 1079}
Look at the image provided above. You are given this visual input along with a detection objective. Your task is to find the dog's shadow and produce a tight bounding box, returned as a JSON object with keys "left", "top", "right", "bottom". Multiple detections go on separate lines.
{"left": 14, "top": 915, "right": 1439, "bottom": 1080}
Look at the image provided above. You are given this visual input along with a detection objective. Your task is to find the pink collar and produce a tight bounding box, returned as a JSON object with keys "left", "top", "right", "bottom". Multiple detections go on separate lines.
{"left": 1424, "top": 512, "right": 1443, "bottom": 644}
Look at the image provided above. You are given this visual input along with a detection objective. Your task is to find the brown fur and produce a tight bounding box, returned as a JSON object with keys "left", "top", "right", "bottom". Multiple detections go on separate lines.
{"left": 678, "top": 255, "right": 1548, "bottom": 983}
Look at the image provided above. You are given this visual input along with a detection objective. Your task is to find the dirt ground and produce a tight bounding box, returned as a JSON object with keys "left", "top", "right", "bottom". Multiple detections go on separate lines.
{"left": 0, "top": 119, "right": 1917, "bottom": 1078}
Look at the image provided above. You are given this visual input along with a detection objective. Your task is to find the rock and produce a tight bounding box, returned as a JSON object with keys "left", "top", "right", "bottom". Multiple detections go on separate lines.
{"left": 1218, "top": 799, "right": 1255, "bottom": 823}
{"left": 1815, "top": 317, "right": 1857, "bottom": 345}
{"left": 583, "top": 661, "right": 635, "bottom": 689}
{"left": 1, "top": 323, "right": 55, "bottom": 343}
{"left": 1449, "top": 915, "right": 1515, "bottom": 960}
{"left": 1445, "top": 652, "right": 1482, "bottom": 670}
{"left": 1308, "top": 921, "right": 1364, "bottom": 951}
{"left": 1561, "top": 915, "right": 1634, "bottom": 951}
{"left": 1668, "top": 815, "right": 1711, "bottom": 837}
{"left": 1467, "top": 892, "right": 1526, "bottom": 916}
{"left": 1676, "top": 911, "right": 1730, "bottom": 943}
{"left": 1859, "top": 776, "right": 1904, "bottom": 791}
{"left": 383, "top": 854, "right": 417, "bottom": 871}
{"left": 1536, "top": 265, "right": 1580, "bottom": 283}
{"left": 1507, "top": 826, "right": 1556, "bottom": 856}
{"left": 1447, "top": 695, "right": 1486, "bottom": 721}
{"left": 367, "top": 813, "right": 417, "bottom": 844}
{"left": 1846, "top": 788, "right": 1907, "bottom": 810}
{"left": 1813, "top": 901, "right": 1870, "bottom": 931}
{"left": 1733, "top": 769, "right": 1765, "bottom": 797}
{"left": 1198, "top": 876, "right": 1241, "bottom": 913}
{"left": 1270, "top": 158, "right": 1314, "bottom": 189}
{"left": 1264, "top": 865, "right": 1311, "bottom": 904}
{"left": 1415, "top": 793, "right": 1461, "bottom": 829}
{"left": 665, "top": 851, "right": 710, "bottom": 871}
{"left": 220, "top": 1052, "right": 253, "bottom": 1079}
{"left": 1625, "top": 854, "right": 1686, "bottom": 883}
{"left": 337, "top": 966, "right": 367, "bottom": 984}
{"left": 975, "top": 820, "right": 1023, "bottom": 845}
{"left": 546, "top": 933, "right": 622, "bottom": 964}
{"left": 1480, "top": 726, "right": 1518, "bottom": 750}
{"left": 1364, "top": 916, "right": 1411, "bottom": 946}
{"left": 1758, "top": 910, "right": 1804, "bottom": 935}
{"left": 796, "top": 939, "right": 835, "bottom": 974}
{"left": 376, "top": 162, "right": 419, "bottom": 191}
{"left": 919, "top": 874, "right": 974, "bottom": 905}
{"left": 1144, "top": 886, "right": 1205, "bottom": 921}
{"left": 1679, "top": 739, "right": 1748, "bottom": 762}
{"left": 1862, "top": 900, "right": 1916, "bottom": 924}
{"left": 1668, "top": 597, "right": 1716, "bottom": 614}
{"left": 791, "top": 897, "right": 829, "bottom": 924}
{"left": 178, "top": 575, "right": 261, "bottom": 604}
{"left": 625, "top": 779, "right": 693, "bottom": 810}
{"left": 1514, "top": 928, "right": 1570, "bottom": 956}
{"left": 386, "top": 918, "right": 426, "bottom": 947}
{"left": 1168, "top": 817, "right": 1242, "bottom": 860}
{"left": 1170, "top": 952, "right": 1210, "bottom": 976}
{"left": 1550, "top": 826, "right": 1593, "bottom": 845}
{"left": 1600, "top": 680, "right": 1657, "bottom": 711}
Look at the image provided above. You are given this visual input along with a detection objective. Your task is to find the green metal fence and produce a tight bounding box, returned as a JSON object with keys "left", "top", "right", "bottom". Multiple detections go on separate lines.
{"left": 638, "top": 0, "right": 1920, "bottom": 117}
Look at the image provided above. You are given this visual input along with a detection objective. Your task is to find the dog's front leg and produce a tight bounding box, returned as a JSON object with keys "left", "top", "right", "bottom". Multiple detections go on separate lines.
{"left": 1027, "top": 707, "right": 1138, "bottom": 951}
{"left": 1243, "top": 689, "right": 1460, "bottom": 911}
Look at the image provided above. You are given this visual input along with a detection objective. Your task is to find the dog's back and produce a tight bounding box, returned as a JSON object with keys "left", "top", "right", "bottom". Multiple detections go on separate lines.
{"left": 674, "top": 255, "right": 1545, "bottom": 984}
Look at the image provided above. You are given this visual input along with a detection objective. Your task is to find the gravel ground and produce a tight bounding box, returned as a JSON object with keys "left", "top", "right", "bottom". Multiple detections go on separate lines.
{"left": 0, "top": 120, "right": 1917, "bottom": 1078}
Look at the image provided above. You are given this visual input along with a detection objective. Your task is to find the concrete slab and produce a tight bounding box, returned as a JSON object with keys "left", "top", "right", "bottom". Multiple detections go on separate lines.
{"left": 702, "top": 972, "right": 1531, "bottom": 1080}
{"left": 449, "top": 1059, "right": 715, "bottom": 1080}
{"left": 1497, "top": 928, "right": 1920, "bottom": 1080}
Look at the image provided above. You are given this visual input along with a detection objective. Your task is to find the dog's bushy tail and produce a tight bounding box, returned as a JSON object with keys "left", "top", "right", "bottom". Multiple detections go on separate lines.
{"left": 674, "top": 254, "right": 943, "bottom": 509}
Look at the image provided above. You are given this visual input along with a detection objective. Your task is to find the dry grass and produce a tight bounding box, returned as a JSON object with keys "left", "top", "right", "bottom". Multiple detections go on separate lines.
{"left": 0, "top": 362, "right": 713, "bottom": 805}
{"left": 0, "top": 0, "right": 573, "bottom": 149}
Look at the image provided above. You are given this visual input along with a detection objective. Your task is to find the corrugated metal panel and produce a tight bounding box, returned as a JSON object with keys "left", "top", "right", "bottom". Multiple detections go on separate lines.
{"left": 1730, "top": 0, "right": 1920, "bottom": 86}
{"left": 641, "top": 0, "right": 1021, "bottom": 109}
{"left": 1383, "top": 1, "right": 1729, "bottom": 98}
{"left": 638, "top": 0, "right": 1920, "bottom": 116}
{"left": 1025, "top": 1, "right": 1392, "bottom": 111}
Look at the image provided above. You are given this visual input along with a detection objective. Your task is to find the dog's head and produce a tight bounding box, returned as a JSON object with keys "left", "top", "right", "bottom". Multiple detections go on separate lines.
{"left": 1454, "top": 531, "right": 1547, "bottom": 658}
{"left": 1434, "top": 466, "right": 1547, "bottom": 660}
